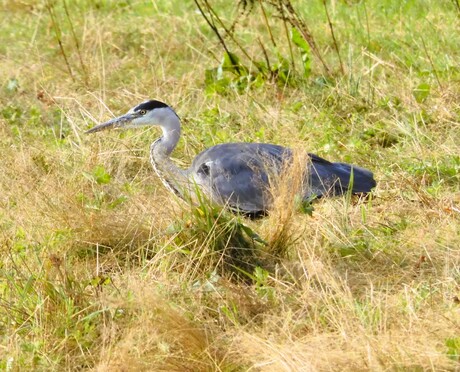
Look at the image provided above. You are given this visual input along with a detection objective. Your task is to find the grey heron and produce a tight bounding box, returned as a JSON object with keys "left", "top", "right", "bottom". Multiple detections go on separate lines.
{"left": 87, "top": 100, "right": 376, "bottom": 215}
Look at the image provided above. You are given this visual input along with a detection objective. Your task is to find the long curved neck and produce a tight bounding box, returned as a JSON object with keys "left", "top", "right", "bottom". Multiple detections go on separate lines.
{"left": 152, "top": 109, "right": 181, "bottom": 157}
{"left": 149, "top": 112, "right": 188, "bottom": 198}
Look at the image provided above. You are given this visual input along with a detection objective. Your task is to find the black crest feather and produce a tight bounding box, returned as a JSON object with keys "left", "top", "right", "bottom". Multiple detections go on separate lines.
{"left": 134, "top": 100, "right": 169, "bottom": 112}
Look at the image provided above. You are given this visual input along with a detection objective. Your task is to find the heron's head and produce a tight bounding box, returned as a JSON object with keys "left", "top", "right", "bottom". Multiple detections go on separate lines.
{"left": 86, "top": 99, "right": 178, "bottom": 134}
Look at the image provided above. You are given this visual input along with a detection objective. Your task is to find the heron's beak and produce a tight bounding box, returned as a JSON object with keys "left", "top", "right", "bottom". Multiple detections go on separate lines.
{"left": 85, "top": 113, "right": 136, "bottom": 134}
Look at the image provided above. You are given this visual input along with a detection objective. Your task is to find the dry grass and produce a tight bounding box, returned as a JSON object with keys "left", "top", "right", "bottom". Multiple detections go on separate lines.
{"left": 1, "top": 0, "right": 459, "bottom": 370}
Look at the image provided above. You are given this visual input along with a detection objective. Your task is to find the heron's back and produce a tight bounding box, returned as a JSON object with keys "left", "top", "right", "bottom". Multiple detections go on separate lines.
{"left": 190, "top": 143, "right": 375, "bottom": 213}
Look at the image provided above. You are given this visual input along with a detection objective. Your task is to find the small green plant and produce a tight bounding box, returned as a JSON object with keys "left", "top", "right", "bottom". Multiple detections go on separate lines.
{"left": 402, "top": 156, "right": 460, "bottom": 186}
{"left": 203, "top": 26, "right": 315, "bottom": 93}
{"left": 252, "top": 266, "right": 274, "bottom": 301}
{"left": 80, "top": 165, "right": 128, "bottom": 210}
{"left": 413, "top": 82, "right": 431, "bottom": 103}
{"left": 1, "top": 104, "right": 23, "bottom": 124}
{"left": 5, "top": 77, "right": 19, "bottom": 93}
{"left": 445, "top": 337, "right": 460, "bottom": 362}
{"left": 294, "top": 194, "right": 316, "bottom": 216}
{"left": 170, "top": 188, "right": 266, "bottom": 280}
{"left": 196, "top": 0, "right": 341, "bottom": 93}
{"left": 88, "top": 165, "right": 112, "bottom": 185}
{"left": 0, "top": 250, "right": 107, "bottom": 369}
{"left": 290, "top": 27, "right": 312, "bottom": 77}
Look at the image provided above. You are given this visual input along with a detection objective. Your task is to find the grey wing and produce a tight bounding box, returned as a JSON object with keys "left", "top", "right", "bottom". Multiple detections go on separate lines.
{"left": 308, "top": 153, "right": 376, "bottom": 196}
{"left": 190, "top": 143, "right": 288, "bottom": 213}
{"left": 188, "top": 143, "right": 376, "bottom": 213}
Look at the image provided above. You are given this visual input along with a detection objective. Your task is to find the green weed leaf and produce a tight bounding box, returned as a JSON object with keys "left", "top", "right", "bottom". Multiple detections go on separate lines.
{"left": 291, "top": 27, "right": 311, "bottom": 77}
{"left": 92, "top": 165, "right": 111, "bottom": 185}
{"left": 239, "top": 223, "right": 268, "bottom": 245}
{"left": 445, "top": 337, "right": 460, "bottom": 361}
{"left": 222, "top": 52, "right": 247, "bottom": 76}
{"left": 294, "top": 194, "right": 316, "bottom": 216}
{"left": 413, "top": 83, "right": 430, "bottom": 103}
{"left": 6, "top": 78, "right": 19, "bottom": 92}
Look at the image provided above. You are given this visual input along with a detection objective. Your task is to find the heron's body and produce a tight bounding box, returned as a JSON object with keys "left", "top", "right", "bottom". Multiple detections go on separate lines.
{"left": 87, "top": 100, "right": 376, "bottom": 214}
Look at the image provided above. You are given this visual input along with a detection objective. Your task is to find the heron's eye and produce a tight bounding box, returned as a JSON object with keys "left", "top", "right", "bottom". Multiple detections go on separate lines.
{"left": 139, "top": 109, "right": 147, "bottom": 115}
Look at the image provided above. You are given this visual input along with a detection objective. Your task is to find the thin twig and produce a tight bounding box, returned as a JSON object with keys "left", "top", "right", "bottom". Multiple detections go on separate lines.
{"left": 363, "top": 0, "right": 373, "bottom": 104}
{"left": 279, "top": 0, "right": 295, "bottom": 71}
{"left": 259, "top": 0, "right": 277, "bottom": 48}
{"left": 204, "top": 0, "right": 252, "bottom": 61}
{"left": 202, "top": 0, "right": 267, "bottom": 76}
{"left": 421, "top": 36, "right": 443, "bottom": 90}
{"left": 322, "top": 0, "right": 344, "bottom": 74}
{"left": 258, "top": 37, "right": 272, "bottom": 79}
{"left": 282, "top": 0, "right": 332, "bottom": 75}
{"left": 193, "top": 0, "right": 242, "bottom": 74}
{"left": 62, "top": 0, "right": 88, "bottom": 85}
{"left": 46, "top": 0, "right": 75, "bottom": 82}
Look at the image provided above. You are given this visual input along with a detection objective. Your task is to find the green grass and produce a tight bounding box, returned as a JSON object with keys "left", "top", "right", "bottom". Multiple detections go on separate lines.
{"left": 1, "top": 0, "right": 459, "bottom": 370}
